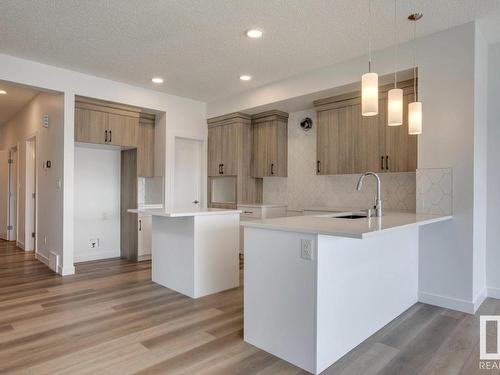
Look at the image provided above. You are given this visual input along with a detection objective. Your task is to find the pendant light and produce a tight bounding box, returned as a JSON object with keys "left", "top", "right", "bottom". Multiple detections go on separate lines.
{"left": 387, "top": 0, "right": 403, "bottom": 126}
{"left": 408, "top": 12, "right": 423, "bottom": 135}
{"left": 362, "top": 0, "right": 378, "bottom": 116}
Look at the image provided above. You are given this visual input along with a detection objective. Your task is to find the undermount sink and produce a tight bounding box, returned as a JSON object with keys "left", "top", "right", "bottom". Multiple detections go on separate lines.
{"left": 334, "top": 214, "right": 367, "bottom": 219}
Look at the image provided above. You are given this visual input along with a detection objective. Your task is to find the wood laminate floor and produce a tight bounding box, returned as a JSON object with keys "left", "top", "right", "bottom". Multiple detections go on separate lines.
{"left": 0, "top": 240, "right": 499, "bottom": 375}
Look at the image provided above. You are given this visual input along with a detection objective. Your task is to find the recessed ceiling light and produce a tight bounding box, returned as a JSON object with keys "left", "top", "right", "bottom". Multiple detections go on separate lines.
{"left": 0, "top": 90, "right": 6, "bottom": 95}
{"left": 152, "top": 77, "right": 164, "bottom": 84}
{"left": 246, "top": 29, "right": 263, "bottom": 39}
{"left": 239, "top": 75, "right": 252, "bottom": 81}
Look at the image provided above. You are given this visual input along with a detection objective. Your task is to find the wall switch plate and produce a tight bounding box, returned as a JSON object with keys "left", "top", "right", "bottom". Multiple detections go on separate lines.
{"left": 301, "top": 239, "right": 313, "bottom": 260}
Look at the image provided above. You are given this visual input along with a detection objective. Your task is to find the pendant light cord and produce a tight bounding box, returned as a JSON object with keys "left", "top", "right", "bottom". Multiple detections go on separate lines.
{"left": 393, "top": 0, "right": 398, "bottom": 88}
{"left": 368, "top": 0, "right": 372, "bottom": 72}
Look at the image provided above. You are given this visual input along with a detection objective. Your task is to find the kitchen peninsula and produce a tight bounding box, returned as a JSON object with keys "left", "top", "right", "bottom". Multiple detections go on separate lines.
{"left": 242, "top": 211, "right": 452, "bottom": 374}
{"left": 129, "top": 208, "right": 241, "bottom": 298}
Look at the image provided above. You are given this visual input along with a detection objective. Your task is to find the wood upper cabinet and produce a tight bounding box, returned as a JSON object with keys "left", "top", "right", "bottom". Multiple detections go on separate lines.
{"left": 207, "top": 123, "right": 239, "bottom": 176}
{"left": 251, "top": 111, "right": 288, "bottom": 177}
{"left": 75, "top": 107, "right": 108, "bottom": 144}
{"left": 107, "top": 113, "right": 138, "bottom": 147}
{"left": 314, "top": 79, "right": 417, "bottom": 175}
{"left": 137, "top": 116, "right": 155, "bottom": 177}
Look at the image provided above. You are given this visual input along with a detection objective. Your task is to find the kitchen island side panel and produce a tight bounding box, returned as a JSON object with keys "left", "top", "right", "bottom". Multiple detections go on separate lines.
{"left": 243, "top": 227, "right": 318, "bottom": 374}
{"left": 315, "top": 226, "right": 419, "bottom": 373}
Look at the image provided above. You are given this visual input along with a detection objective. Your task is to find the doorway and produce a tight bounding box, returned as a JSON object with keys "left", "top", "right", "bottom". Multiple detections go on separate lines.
{"left": 173, "top": 137, "right": 204, "bottom": 210}
{"left": 25, "top": 137, "right": 36, "bottom": 252}
{"left": 7, "top": 146, "right": 18, "bottom": 241}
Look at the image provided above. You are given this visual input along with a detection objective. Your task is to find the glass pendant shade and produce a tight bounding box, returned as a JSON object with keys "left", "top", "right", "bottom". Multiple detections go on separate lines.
{"left": 361, "top": 72, "right": 379, "bottom": 116}
{"left": 408, "top": 101, "right": 422, "bottom": 134}
{"left": 387, "top": 88, "right": 403, "bottom": 126}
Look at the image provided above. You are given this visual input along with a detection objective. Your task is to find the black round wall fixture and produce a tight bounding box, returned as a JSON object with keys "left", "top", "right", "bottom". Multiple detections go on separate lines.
{"left": 300, "top": 117, "right": 313, "bottom": 132}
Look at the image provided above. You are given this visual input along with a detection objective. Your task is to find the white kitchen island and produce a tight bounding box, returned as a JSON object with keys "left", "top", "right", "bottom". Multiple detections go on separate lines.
{"left": 129, "top": 208, "right": 241, "bottom": 298}
{"left": 242, "top": 211, "right": 452, "bottom": 375}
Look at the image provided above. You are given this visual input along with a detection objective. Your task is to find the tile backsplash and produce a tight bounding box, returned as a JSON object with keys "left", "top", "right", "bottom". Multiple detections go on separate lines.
{"left": 138, "top": 176, "right": 164, "bottom": 206}
{"left": 262, "top": 109, "right": 416, "bottom": 211}
{"left": 416, "top": 168, "right": 453, "bottom": 215}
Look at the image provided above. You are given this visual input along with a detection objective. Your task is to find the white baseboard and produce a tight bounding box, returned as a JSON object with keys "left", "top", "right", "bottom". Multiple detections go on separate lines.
{"left": 473, "top": 288, "right": 487, "bottom": 313}
{"left": 418, "top": 291, "right": 476, "bottom": 314}
{"left": 35, "top": 252, "right": 49, "bottom": 266}
{"left": 74, "top": 249, "right": 120, "bottom": 263}
{"left": 16, "top": 241, "right": 25, "bottom": 250}
{"left": 58, "top": 265, "right": 75, "bottom": 276}
{"left": 488, "top": 287, "right": 500, "bottom": 300}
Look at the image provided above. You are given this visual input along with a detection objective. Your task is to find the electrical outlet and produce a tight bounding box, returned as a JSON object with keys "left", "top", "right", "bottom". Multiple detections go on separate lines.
{"left": 89, "top": 238, "right": 99, "bottom": 248}
{"left": 301, "top": 239, "right": 313, "bottom": 260}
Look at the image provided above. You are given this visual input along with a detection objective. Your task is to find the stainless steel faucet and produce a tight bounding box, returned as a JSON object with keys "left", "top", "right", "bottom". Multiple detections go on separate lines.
{"left": 356, "top": 172, "right": 382, "bottom": 217}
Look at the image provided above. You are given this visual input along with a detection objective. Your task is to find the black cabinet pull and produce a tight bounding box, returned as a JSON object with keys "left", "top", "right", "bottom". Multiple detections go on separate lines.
{"left": 381, "top": 156, "right": 384, "bottom": 170}
{"left": 218, "top": 164, "right": 222, "bottom": 174}
{"left": 109, "top": 130, "right": 112, "bottom": 143}
{"left": 386, "top": 155, "right": 389, "bottom": 170}
{"left": 221, "top": 164, "right": 224, "bottom": 174}
{"left": 317, "top": 160, "right": 321, "bottom": 174}
{"left": 271, "top": 163, "right": 274, "bottom": 175}
{"left": 139, "top": 219, "right": 142, "bottom": 231}
{"left": 105, "top": 130, "right": 108, "bottom": 143}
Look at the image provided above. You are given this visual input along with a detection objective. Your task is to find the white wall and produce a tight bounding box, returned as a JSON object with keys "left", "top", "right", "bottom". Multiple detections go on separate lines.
{"left": 487, "top": 42, "right": 500, "bottom": 298}
{"left": 0, "top": 92, "right": 64, "bottom": 268}
{"left": 0, "top": 53, "right": 206, "bottom": 275}
{"left": 74, "top": 147, "right": 121, "bottom": 262}
{"left": 263, "top": 109, "right": 416, "bottom": 212}
{"left": 208, "top": 22, "right": 490, "bottom": 313}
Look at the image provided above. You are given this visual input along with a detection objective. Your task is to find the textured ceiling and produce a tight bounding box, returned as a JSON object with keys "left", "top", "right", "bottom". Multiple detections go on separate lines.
{"left": 0, "top": 81, "right": 40, "bottom": 126}
{"left": 1, "top": 0, "right": 499, "bottom": 102}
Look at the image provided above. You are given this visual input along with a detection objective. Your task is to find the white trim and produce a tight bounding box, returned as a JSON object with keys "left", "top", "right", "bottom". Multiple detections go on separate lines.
{"left": 473, "top": 288, "right": 487, "bottom": 313}
{"left": 488, "top": 287, "right": 500, "bottom": 300}
{"left": 16, "top": 241, "right": 25, "bottom": 250}
{"left": 35, "top": 252, "right": 49, "bottom": 266}
{"left": 58, "top": 264, "right": 75, "bottom": 276}
{"left": 74, "top": 250, "right": 120, "bottom": 263}
{"left": 418, "top": 291, "right": 475, "bottom": 314}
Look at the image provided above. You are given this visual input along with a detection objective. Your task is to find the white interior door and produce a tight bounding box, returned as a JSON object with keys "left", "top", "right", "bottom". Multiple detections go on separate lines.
{"left": 25, "top": 138, "right": 36, "bottom": 251}
{"left": 8, "top": 147, "right": 17, "bottom": 241}
{"left": 0, "top": 150, "right": 8, "bottom": 240}
{"left": 173, "top": 137, "right": 203, "bottom": 210}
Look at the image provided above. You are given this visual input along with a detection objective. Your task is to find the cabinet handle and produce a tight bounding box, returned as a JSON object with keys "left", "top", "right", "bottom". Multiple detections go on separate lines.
{"left": 243, "top": 211, "right": 253, "bottom": 214}
{"left": 109, "top": 130, "right": 112, "bottom": 143}
{"left": 139, "top": 219, "right": 142, "bottom": 231}
{"left": 381, "top": 156, "right": 384, "bottom": 170}
{"left": 271, "top": 163, "right": 274, "bottom": 175}
{"left": 221, "top": 164, "right": 224, "bottom": 175}
{"left": 105, "top": 130, "right": 108, "bottom": 143}
{"left": 317, "top": 160, "right": 321, "bottom": 174}
{"left": 386, "top": 155, "right": 389, "bottom": 170}
{"left": 218, "top": 164, "right": 222, "bottom": 174}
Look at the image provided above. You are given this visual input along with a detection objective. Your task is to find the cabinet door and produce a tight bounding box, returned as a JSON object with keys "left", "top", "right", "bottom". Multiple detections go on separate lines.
{"left": 316, "top": 107, "right": 353, "bottom": 175}
{"left": 220, "top": 124, "right": 238, "bottom": 175}
{"left": 351, "top": 103, "right": 382, "bottom": 173}
{"left": 74, "top": 108, "right": 107, "bottom": 144}
{"left": 384, "top": 93, "right": 417, "bottom": 172}
{"left": 252, "top": 122, "right": 270, "bottom": 177}
{"left": 137, "top": 120, "right": 155, "bottom": 177}
{"left": 208, "top": 126, "right": 223, "bottom": 176}
{"left": 137, "top": 216, "right": 152, "bottom": 257}
{"left": 267, "top": 121, "right": 287, "bottom": 177}
{"left": 107, "top": 113, "right": 138, "bottom": 147}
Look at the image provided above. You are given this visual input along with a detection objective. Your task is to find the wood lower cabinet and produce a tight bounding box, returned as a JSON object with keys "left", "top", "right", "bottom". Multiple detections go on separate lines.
{"left": 314, "top": 79, "right": 417, "bottom": 175}
{"left": 251, "top": 110, "right": 288, "bottom": 177}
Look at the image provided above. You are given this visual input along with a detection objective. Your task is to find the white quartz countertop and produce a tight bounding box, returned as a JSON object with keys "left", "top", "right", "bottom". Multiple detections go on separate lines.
{"left": 237, "top": 204, "right": 287, "bottom": 208}
{"left": 241, "top": 211, "right": 452, "bottom": 239}
{"left": 128, "top": 208, "right": 242, "bottom": 217}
